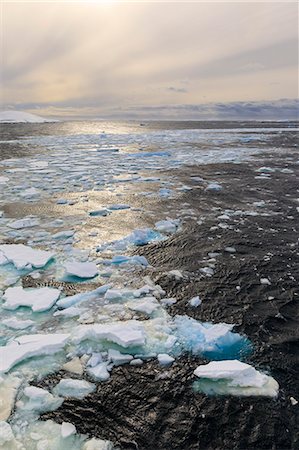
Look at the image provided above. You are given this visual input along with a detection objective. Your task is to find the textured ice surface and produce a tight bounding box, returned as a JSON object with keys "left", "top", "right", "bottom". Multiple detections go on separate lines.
{"left": 155, "top": 219, "right": 180, "bottom": 234}
{"left": 0, "top": 376, "right": 21, "bottom": 420}
{"left": 56, "top": 285, "right": 110, "bottom": 309}
{"left": 73, "top": 321, "right": 146, "bottom": 349}
{"left": 193, "top": 360, "right": 279, "bottom": 397}
{"left": 3, "top": 286, "right": 61, "bottom": 312}
{"left": 0, "top": 244, "right": 54, "bottom": 270}
{"left": 0, "top": 333, "right": 69, "bottom": 373}
{"left": 19, "top": 386, "right": 63, "bottom": 413}
{"left": 2, "top": 318, "right": 35, "bottom": 330}
{"left": 63, "top": 261, "right": 99, "bottom": 279}
{"left": 53, "top": 378, "right": 96, "bottom": 399}
{"left": 174, "top": 316, "right": 251, "bottom": 360}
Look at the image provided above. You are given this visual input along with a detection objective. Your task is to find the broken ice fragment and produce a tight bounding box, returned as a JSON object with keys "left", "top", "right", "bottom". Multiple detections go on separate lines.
{"left": 0, "top": 333, "right": 69, "bottom": 373}
{"left": 53, "top": 379, "right": 96, "bottom": 399}
{"left": 87, "top": 362, "right": 110, "bottom": 382}
{"left": 0, "top": 244, "right": 54, "bottom": 270}
{"left": 3, "top": 286, "right": 61, "bottom": 312}
{"left": 63, "top": 261, "right": 98, "bottom": 279}
{"left": 61, "top": 422, "right": 76, "bottom": 438}
{"left": 189, "top": 296, "right": 202, "bottom": 307}
{"left": 20, "top": 386, "right": 63, "bottom": 413}
{"left": 73, "top": 320, "right": 146, "bottom": 348}
{"left": 193, "top": 360, "right": 279, "bottom": 397}
{"left": 0, "top": 375, "right": 21, "bottom": 420}
{"left": 7, "top": 218, "right": 40, "bottom": 229}
{"left": 205, "top": 183, "right": 222, "bottom": 192}
{"left": 2, "top": 318, "right": 35, "bottom": 330}
{"left": 157, "top": 354, "right": 175, "bottom": 366}
{"left": 155, "top": 219, "right": 180, "bottom": 234}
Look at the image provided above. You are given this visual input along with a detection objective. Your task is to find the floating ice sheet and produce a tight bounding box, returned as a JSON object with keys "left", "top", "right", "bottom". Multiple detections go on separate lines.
{"left": 0, "top": 244, "right": 54, "bottom": 271}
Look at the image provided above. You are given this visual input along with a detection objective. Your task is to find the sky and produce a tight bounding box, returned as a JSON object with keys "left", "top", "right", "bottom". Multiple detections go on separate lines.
{"left": 1, "top": 0, "right": 298, "bottom": 120}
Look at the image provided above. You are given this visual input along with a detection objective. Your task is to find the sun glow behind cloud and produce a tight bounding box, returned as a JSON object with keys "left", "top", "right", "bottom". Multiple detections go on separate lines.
{"left": 1, "top": 1, "right": 298, "bottom": 119}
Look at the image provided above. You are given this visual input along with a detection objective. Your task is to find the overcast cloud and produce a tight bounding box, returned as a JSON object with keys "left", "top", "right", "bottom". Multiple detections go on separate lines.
{"left": 1, "top": 1, "right": 298, "bottom": 119}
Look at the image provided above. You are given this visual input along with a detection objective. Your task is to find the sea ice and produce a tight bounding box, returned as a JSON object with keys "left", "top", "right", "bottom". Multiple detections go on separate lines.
{"left": 87, "top": 362, "right": 110, "bottom": 382}
{"left": 189, "top": 296, "right": 202, "bottom": 307}
{"left": 193, "top": 360, "right": 279, "bottom": 397}
{"left": 20, "top": 386, "right": 63, "bottom": 413}
{"left": 83, "top": 437, "right": 114, "bottom": 450}
{"left": 108, "top": 349, "right": 133, "bottom": 366}
{"left": 3, "top": 286, "right": 61, "bottom": 312}
{"left": 205, "top": 183, "right": 223, "bottom": 192}
{"left": 155, "top": 219, "right": 180, "bottom": 234}
{"left": 127, "top": 297, "right": 159, "bottom": 315}
{"left": 53, "top": 378, "right": 96, "bottom": 399}
{"left": 63, "top": 261, "right": 99, "bottom": 279}
{"left": 7, "top": 218, "right": 40, "bottom": 230}
{"left": 0, "top": 333, "right": 69, "bottom": 373}
{"left": 0, "top": 376, "right": 21, "bottom": 420}
{"left": 2, "top": 318, "right": 35, "bottom": 330}
{"left": 61, "top": 422, "right": 76, "bottom": 438}
{"left": 73, "top": 320, "right": 146, "bottom": 349}
{"left": 0, "top": 244, "right": 54, "bottom": 270}
{"left": 56, "top": 285, "right": 110, "bottom": 309}
{"left": 157, "top": 354, "right": 175, "bottom": 366}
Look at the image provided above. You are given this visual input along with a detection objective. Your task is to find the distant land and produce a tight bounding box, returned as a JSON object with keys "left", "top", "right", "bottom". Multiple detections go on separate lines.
{"left": 0, "top": 111, "right": 58, "bottom": 123}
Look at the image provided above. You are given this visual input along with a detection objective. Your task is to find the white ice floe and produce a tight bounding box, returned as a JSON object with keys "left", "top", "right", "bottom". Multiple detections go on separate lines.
{"left": 62, "top": 357, "right": 84, "bottom": 375}
{"left": 193, "top": 360, "right": 279, "bottom": 397}
{"left": 63, "top": 261, "right": 99, "bottom": 279}
{"left": 3, "top": 286, "right": 61, "bottom": 312}
{"left": 127, "top": 297, "right": 159, "bottom": 315}
{"left": 0, "top": 421, "right": 19, "bottom": 449}
{"left": 108, "top": 349, "right": 133, "bottom": 366}
{"left": 157, "top": 353, "right": 175, "bottom": 366}
{"left": 0, "top": 333, "right": 69, "bottom": 373}
{"left": 205, "top": 182, "right": 223, "bottom": 192}
{"left": 61, "top": 422, "right": 76, "bottom": 438}
{"left": 87, "top": 362, "right": 110, "bottom": 382}
{"left": 56, "top": 285, "right": 110, "bottom": 309}
{"left": 73, "top": 320, "right": 146, "bottom": 349}
{"left": 7, "top": 218, "right": 40, "bottom": 230}
{"left": 83, "top": 437, "right": 114, "bottom": 450}
{"left": 20, "top": 386, "right": 63, "bottom": 413}
{"left": 53, "top": 378, "right": 96, "bottom": 399}
{"left": 260, "top": 278, "right": 271, "bottom": 285}
{"left": 0, "top": 376, "right": 21, "bottom": 420}
{"left": 189, "top": 296, "right": 202, "bottom": 307}
{"left": 155, "top": 219, "right": 180, "bottom": 234}
{"left": 0, "top": 244, "right": 54, "bottom": 270}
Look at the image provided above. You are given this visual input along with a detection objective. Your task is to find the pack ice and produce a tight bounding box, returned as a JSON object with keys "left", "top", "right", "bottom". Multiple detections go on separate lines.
{"left": 2, "top": 286, "right": 61, "bottom": 312}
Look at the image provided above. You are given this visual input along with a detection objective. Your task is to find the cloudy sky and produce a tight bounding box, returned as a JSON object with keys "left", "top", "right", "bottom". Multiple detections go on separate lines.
{"left": 1, "top": 1, "right": 298, "bottom": 119}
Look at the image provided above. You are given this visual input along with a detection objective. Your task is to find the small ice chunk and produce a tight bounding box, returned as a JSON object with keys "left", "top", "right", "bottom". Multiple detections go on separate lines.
{"left": 53, "top": 379, "right": 96, "bottom": 399}
{"left": 56, "top": 198, "right": 69, "bottom": 204}
{"left": 3, "top": 286, "right": 61, "bottom": 312}
{"left": 57, "top": 285, "right": 110, "bottom": 309}
{"left": 89, "top": 209, "right": 111, "bottom": 217}
{"left": 290, "top": 397, "right": 298, "bottom": 406}
{"left": 127, "top": 297, "right": 159, "bottom": 315}
{"left": 194, "top": 360, "right": 279, "bottom": 397}
{"left": 0, "top": 244, "right": 54, "bottom": 270}
{"left": 0, "top": 376, "right": 21, "bottom": 420}
{"left": 61, "top": 422, "right": 76, "bottom": 438}
{"left": 157, "top": 354, "right": 175, "bottom": 366}
{"left": 200, "top": 267, "right": 214, "bottom": 277}
{"left": 260, "top": 278, "right": 271, "bottom": 285}
{"left": 64, "top": 261, "right": 98, "bottom": 279}
{"left": 0, "top": 333, "right": 69, "bottom": 373}
{"left": 62, "top": 357, "right": 83, "bottom": 375}
{"left": 21, "top": 386, "right": 63, "bottom": 413}
{"left": 52, "top": 230, "right": 75, "bottom": 240}
{"left": 160, "top": 297, "right": 177, "bottom": 306}
{"left": 107, "top": 204, "right": 130, "bottom": 210}
{"left": 224, "top": 247, "right": 236, "bottom": 253}
{"left": 168, "top": 270, "right": 184, "bottom": 280}
{"left": 130, "top": 358, "right": 143, "bottom": 366}
{"left": 0, "top": 421, "right": 17, "bottom": 447}
{"left": 155, "top": 219, "right": 180, "bottom": 234}
{"left": 87, "top": 362, "right": 110, "bottom": 382}
{"left": 7, "top": 218, "right": 40, "bottom": 229}
{"left": 108, "top": 349, "right": 133, "bottom": 366}
{"left": 189, "top": 296, "right": 202, "bottom": 307}
{"left": 205, "top": 183, "right": 222, "bottom": 192}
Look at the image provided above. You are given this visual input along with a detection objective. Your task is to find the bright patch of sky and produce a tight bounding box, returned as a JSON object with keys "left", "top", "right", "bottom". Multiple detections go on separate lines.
{"left": 1, "top": 1, "right": 298, "bottom": 119}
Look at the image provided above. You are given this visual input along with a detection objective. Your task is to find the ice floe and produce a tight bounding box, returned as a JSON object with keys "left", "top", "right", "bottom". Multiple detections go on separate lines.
{"left": 193, "top": 360, "right": 279, "bottom": 397}
{"left": 2, "top": 286, "right": 61, "bottom": 312}
{"left": 53, "top": 378, "right": 96, "bottom": 399}
{"left": 0, "top": 333, "right": 69, "bottom": 373}
{"left": 0, "top": 376, "right": 21, "bottom": 420}
{"left": 0, "top": 244, "right": 54, "bottom": 271}
{"left": 63, "top": 261, "right": 99, "bottom": 279}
